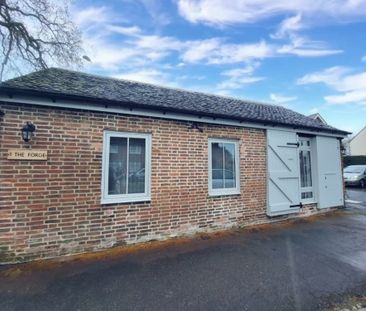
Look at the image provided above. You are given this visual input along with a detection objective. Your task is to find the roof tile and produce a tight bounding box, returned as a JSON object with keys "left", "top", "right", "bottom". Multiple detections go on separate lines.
{"left": 0, "top": 68, "right": 348, "bottom": 135}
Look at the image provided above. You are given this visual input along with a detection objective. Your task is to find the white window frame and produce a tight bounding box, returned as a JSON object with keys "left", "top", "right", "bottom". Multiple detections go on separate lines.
{"left": 298, "top": 136, "right": 315, "bottom": 204}
{"left": 208, "top": 138, "right": 240, "bottom": 196}
{"left": 101, "top": 131, "right": 152, "bottom": 204}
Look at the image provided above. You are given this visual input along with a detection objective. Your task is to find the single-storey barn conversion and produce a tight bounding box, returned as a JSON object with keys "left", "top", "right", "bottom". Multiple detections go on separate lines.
{"left": 0, "top": 68, "right": 349, "bottom": 263}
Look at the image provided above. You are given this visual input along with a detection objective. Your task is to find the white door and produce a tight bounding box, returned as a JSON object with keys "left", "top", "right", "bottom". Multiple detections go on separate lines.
{"left": 315, "top": 136, "right": 344, "bottom": 209}
{"left": 267, "top": 130, "right": 301, "bottom": 216}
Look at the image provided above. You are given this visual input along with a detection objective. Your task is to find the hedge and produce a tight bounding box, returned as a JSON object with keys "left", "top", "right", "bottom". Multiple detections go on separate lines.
{"left": 343, "top": 156, "right": 366, "bottom": 167}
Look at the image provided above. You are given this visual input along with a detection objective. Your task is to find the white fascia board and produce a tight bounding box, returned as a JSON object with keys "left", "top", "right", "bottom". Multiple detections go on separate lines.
{"left": 0, "top": 94, "right": 347, "bottom": 138}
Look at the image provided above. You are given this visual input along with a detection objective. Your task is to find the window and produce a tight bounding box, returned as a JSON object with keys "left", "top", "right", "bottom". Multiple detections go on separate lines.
{"left": 299, "top": 137, "right": 314, "bottom": 201}
{"left": 102, "top": 131, "right": 151, "bottom": 204}
{"left": 208, "top": 139, "right": 240, "bottom": 196}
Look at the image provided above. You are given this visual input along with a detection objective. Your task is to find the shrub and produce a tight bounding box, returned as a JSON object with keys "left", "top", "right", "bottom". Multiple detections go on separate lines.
{"left": 343, "top": 156, "right": 366, "bottom": 167}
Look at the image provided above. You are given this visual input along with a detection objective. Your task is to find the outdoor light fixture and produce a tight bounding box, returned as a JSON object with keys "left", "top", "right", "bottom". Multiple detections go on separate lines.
{"left": 21, "top": 122, "right": 36, "bottom": 142}
{"left": 189, "top": 122, "right": 203, "bottom": 133}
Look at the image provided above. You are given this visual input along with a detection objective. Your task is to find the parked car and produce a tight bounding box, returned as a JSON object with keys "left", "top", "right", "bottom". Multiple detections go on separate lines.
{"left": 343, "top": 165, "right": 366, "bottom": 188}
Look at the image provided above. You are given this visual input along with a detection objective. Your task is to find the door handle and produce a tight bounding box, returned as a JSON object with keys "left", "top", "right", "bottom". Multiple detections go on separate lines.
{"left": 290, "top": 202, "right": 303, "bottom": 208}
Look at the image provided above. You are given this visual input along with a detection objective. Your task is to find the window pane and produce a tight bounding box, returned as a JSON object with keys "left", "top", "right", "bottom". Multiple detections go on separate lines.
{"left": 211, "top": 142, "right": 237, "bottom": 190}
{"left": 212, "top": 143, "right": 224, "bottom": 189}
{"left": 128, "top": 138, "right": 146, "bottom": 194}
{"left": 299, "top": 150, "right": 312, "bottom": 188}
{"left": 301, "top": 191, "right": 313, "bottom": 199}
{"left": 224, "top": 143, "right": 236, "bottom": 188}
{"left": 109, "top": 137, "right": 127, "bottom": 195}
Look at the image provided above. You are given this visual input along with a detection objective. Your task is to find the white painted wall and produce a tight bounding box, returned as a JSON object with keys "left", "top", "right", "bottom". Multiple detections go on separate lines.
{"left": 349, "top": 127, "right": 366, "bottom": 156}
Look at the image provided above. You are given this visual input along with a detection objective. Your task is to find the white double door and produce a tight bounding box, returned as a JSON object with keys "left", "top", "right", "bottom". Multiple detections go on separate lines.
{"left": 267, "top": 129, "right": 343, "bottom": 216}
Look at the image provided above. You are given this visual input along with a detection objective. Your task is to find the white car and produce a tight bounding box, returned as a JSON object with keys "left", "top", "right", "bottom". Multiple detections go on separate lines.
{"left": 343, "top": 165, "right": 366, "bottom": 188}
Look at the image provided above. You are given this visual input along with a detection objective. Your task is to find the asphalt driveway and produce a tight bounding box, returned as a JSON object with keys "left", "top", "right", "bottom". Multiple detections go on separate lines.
{"left": 1, "top": 196, "right": 366, "bottom": 311}
{"left": 346, "top": 186, "right": 366, "bottom": 205}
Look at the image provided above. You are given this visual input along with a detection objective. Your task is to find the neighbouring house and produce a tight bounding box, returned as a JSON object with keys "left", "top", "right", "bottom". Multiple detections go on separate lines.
{"left": 309, "top": 113, "right": 352, "bottom": 156}
{"left": 346, "top": 126, "right": 366, "bottom": 156}
{"left": 308, "top": 113, "right": 328, "bottom": 125}
{"left": 0, "top": 68, "right": 349, "bottom": 263}
{"left": 342, "top": 137, "right": 352, "bottom": 156}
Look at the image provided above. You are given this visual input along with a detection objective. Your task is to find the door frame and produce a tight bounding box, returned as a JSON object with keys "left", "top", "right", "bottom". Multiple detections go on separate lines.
{"left": 297, "top": 135, "right": 318, "bottom": 206}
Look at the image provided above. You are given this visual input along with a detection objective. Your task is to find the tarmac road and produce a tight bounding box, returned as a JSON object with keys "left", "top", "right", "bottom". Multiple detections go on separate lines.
{"left": 1, "top": 199, "right": 366, "bottom": 311}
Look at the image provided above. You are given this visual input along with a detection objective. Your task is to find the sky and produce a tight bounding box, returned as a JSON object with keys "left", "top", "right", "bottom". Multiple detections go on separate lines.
{"left": 70, "top": 0, "right": 366, "bottom": 134}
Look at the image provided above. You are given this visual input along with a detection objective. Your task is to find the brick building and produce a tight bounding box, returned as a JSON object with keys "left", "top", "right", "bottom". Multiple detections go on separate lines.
{"left": 0, "top": 68, "right": 349, "bottom": 263}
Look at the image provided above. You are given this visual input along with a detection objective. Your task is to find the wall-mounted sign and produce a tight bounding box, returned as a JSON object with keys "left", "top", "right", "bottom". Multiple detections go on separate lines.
{"left": 7, "top": 149, "right": 47, "bottom": 161}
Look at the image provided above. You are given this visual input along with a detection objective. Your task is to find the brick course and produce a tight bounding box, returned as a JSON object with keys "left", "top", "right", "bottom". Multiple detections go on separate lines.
{"left": 0, "top": 103, "right": 318, "bottom": 263}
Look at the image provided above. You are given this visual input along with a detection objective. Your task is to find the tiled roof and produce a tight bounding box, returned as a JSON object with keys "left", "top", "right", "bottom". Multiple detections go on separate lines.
{"left": 0, "top": 68, "right": 349, "bottom": 135}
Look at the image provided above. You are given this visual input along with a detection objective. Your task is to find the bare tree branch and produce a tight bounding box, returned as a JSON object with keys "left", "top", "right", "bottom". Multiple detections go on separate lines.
{"left": 0, "top": 0, "right": 83, "bottom": 80}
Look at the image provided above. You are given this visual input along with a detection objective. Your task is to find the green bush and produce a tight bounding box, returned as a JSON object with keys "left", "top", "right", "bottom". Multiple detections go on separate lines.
{"left": 343, "top": 156, "right": 366, "bottom": 167}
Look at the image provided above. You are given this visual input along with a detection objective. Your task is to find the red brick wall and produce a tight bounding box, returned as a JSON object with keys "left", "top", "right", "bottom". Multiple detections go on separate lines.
{"left": 0, "top": 103, "right": 316, "bottom": 263}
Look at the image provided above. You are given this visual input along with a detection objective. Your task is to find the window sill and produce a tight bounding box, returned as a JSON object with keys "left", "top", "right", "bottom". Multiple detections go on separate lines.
{"left": 208, "top": 190, "right": 241, "bottom": 197}
{"left": 101, "top": 195, "right": 151, "bottom": 205}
